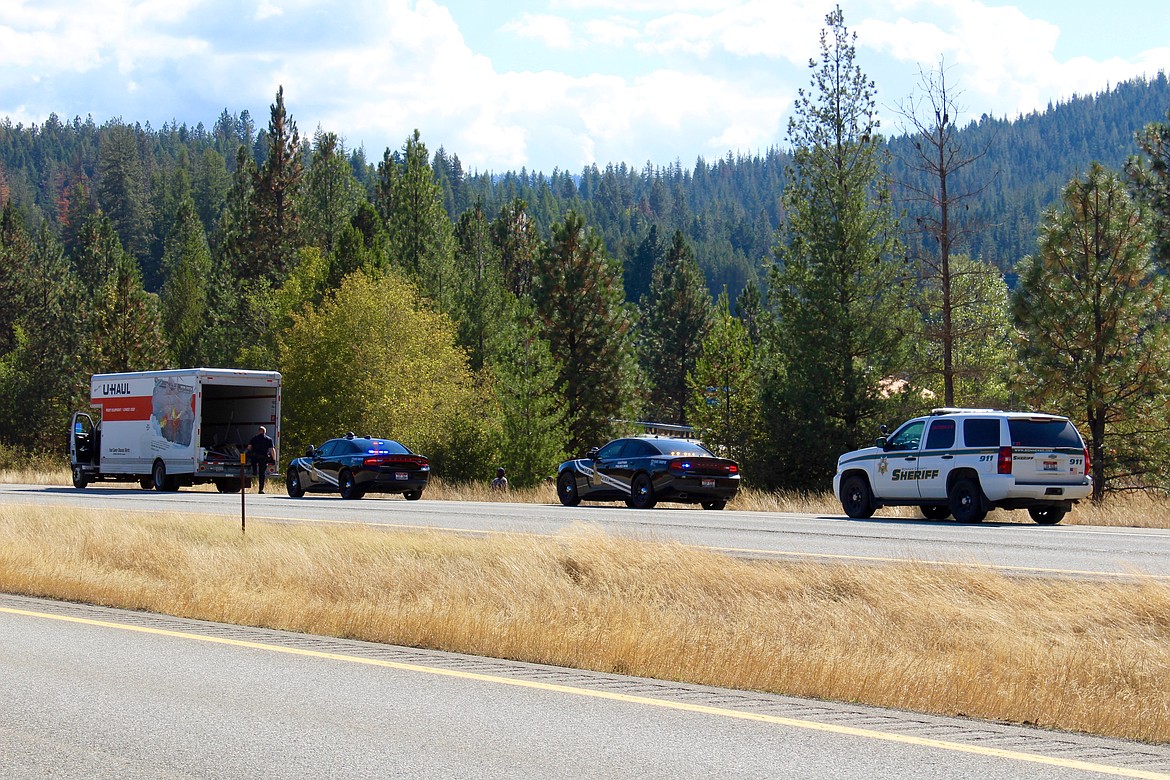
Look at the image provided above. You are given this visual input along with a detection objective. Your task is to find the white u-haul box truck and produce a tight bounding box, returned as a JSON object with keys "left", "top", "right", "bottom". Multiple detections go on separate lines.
{"left": 69, "top": 368, "right": 281, "bottom": 492}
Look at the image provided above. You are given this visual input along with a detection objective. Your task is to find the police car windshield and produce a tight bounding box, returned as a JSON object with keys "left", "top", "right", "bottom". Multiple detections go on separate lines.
{"left": 1008, "top": 419, "right": 1082, "bottom": 448}
{"left": 650, "top": 439, "right": 713, "bottom": 457}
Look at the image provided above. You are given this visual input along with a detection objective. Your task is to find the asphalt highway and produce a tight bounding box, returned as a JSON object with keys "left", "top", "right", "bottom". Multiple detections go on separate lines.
{"left": 4, "top": 485, "right": 1170, "bottom": 777}
{"left": 4, "top": 593, "right": 1170, "bottom": 779}
{"left": 3, "top": 482, "right": 1169, "bottom": 579}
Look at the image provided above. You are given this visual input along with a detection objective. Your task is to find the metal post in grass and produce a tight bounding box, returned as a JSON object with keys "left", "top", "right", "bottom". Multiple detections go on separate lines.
{"left": 239, "top": 452, "right": 246, "bottom": 534}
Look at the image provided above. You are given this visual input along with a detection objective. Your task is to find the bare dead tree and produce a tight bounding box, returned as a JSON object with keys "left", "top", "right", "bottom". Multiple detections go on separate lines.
{"left": 894, "top": 59, "right": 997, "bottom": 406}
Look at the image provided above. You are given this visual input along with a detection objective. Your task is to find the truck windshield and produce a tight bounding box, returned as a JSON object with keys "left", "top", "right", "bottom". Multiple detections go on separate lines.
{"left": 1008, "top": 419, "right": 1083, "bottom": 448}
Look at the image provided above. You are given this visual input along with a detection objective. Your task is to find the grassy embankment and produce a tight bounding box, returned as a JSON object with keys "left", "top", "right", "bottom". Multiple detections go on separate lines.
{"left": 1, "top": 501, "right": 1168, "bottom": 745}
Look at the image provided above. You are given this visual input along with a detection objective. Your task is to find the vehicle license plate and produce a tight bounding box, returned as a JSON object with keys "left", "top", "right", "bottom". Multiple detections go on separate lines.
{"left": 702, "top": 478, "right": 715, "bottom": 488}
{"left": 395, "top": 472, "right": 409, "bottom": 480}
{"left": 1042, "top": 460, "right": 1058, "bottom": 472}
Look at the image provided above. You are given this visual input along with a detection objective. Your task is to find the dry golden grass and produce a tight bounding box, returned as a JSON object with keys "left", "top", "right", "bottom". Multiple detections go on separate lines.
{"left": 1, "top": 503, "right": 1167, "bottom": 744}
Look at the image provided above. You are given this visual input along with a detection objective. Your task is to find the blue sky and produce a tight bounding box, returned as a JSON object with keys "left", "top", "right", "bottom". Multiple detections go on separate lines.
{"left": 1, "top": 1, "right": 1167, "bottom": 173}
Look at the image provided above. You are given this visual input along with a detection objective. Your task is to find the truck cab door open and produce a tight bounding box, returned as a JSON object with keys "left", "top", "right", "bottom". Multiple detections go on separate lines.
{"left": 70, "top": 412, "right": 98, "bottom": 467}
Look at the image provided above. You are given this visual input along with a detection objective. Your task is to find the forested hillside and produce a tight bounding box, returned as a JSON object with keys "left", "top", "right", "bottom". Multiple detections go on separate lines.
{"left": 2, "top": 27, "right": 1169, "bottom": 498}
{"left": 3, "top": 74, "right": 1167, "bottom": 303}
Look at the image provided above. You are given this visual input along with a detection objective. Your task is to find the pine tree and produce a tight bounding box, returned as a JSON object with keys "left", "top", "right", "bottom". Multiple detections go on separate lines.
{"left": 491, "top": 198, "right": 541, "bottom": 298}
{"left": 639, "top": 230, "right": 712, "bottom": 424}
{"left": 71, "top": 212, "right": 125, "bottom": 292}
{"left": 303, "top": 130, "right": 363, "bottom": 258}
{"left": 0, "top": 201, "right": 32, "bottom": 355}
{"left": 1015, "top": 163, "right": 1170, "bottom": 500}
{"left": 1126, "top": 106, "right": 1170, "bottom": 272}
{"left": 911, "top": 255, "right": 1014, "bottom": 409}
{"left": 90, "top": 252, "right": 169, "bottom": 373}
{"left": 384, "top": 130, "right": 456, "bottom": 311}
{"left": 688, "top": 292, "right": 760, "bottom": 465}
{"left": 250, "top": 86, "right": 303, "bottom": 282}
{"left": 160, "top": 195, "right": 213, "bottom": 366}
{"left": 96, "top": 122, "right": 150, "bottom": 267}
{"left": 766, "top": 6, "right": 910, "bottom": 488}
{"left": 491, "top": 301, "right": 569, "bottom": 487}
{"left": 532, "top": 211, "right": 637, "bottom": 453}
{"left": 0, "top": 224, "right": 89, "bottom": 447}
{"left": 453, "top": 201, "right": 507, "bottom": 372}
{"left": 625, "top": 224, "right": 664, "bottom": 303}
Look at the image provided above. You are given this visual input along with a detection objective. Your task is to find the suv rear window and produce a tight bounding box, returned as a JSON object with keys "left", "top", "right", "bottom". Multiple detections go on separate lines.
{"left": 963, "top": 418, "right": 1000, "bottom": 448}
{"left": 1008, "top": 419, "right": 1083, "bottom": 448}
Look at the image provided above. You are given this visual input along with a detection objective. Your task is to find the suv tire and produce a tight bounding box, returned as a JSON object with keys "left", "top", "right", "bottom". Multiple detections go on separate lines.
{"left": 920, "top": 505, "right": 952, "bottom": 521}
{"left": 840, "top": 474, "right": 875, "bottom": 519}
{"left": 1028, "top": 506, "right": 1067, "bottom": 525}
{"left": 949, "top": 478, "right": 987, "bottom": 523}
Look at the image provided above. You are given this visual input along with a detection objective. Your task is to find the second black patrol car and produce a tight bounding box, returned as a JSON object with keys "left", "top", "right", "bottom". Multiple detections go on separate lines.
{"left": 556, "top": 436, "right": 740, "bottom": 510}
{"left": 286, "top": 434, "right": 429, "bottom": 500}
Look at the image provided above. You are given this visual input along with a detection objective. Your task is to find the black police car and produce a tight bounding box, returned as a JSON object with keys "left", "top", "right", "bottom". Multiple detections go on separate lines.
{"left": 286, "top": 434, "right": 429, "bottom": 500}
{"left": 556, "top": 436, "right": 740, "bottom": 510}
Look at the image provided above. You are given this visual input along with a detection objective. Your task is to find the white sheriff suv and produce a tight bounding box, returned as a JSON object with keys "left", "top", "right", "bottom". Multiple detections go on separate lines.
{"left": 833, "top": 408, "right": 1092, "bottom": 524}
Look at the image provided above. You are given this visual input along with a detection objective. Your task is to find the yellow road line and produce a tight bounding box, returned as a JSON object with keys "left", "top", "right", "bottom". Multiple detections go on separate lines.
{"left": 3, "top": 605, "right": 1166, "bottom": 779}
{"left": 255, "top": 514, "right": 1170, "bottom": 581}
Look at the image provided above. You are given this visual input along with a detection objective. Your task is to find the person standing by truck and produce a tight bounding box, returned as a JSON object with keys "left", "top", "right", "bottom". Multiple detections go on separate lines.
{"left": 246, "top": 425, "right": 276, "bottom": 494}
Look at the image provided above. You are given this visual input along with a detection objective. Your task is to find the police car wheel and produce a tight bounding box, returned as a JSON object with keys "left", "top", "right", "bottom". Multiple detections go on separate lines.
{"left": 557, "top": 472, "right": 580, "bottom": 507}
{"left": 403, "top": 489, "right": 423, "bottom": 501}
{"left": 840, "top": 475, "right": 875, "bottom": 519}
{"left": 700, "top": 499, "right": 726, "bottom": 511}
{"left": 629, "top": 473, "right": 657, "bottom": 509}
{"left": 286, "top": 468, "right": 305, "bottom": 498}
{"left": 339, "top": 470, "right": 363, "bottom": 500}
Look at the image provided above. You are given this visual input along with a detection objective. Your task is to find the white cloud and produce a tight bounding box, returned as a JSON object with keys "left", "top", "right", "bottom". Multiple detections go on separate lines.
{"left": 584, "top": 17, "right": 640, "bottom": 47}
{"left": 502, "top": 12, "right": 574, "bottom": 48}
{"left": 0, "top": 0, "right": 1165, "bottom": 173}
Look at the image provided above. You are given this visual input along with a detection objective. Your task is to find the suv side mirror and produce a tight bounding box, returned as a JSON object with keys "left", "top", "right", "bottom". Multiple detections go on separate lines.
{"left": 306, "top": 445, "right": 316, "bottom": 457}
{"left": 586, "top": 447, "right": 600, "bottom": 460}
{"left": 875, "top": 436, "right": 888, "bottom": 450}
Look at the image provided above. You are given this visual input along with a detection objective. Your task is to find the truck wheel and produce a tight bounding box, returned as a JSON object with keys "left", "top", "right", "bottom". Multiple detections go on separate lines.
{"left": 152, "top": 460, "right": 167, "bottom": 491}
{"left": 71, "top": 466, "right": 88, "bottom": 489}
{"left": 403, "top": 489, "right": 423, "bottom": 501}
{"left": 629, "top": 473, "right": 657, "bottom": 509}
{"left": 152, "top": 460, "right": 179, "bottom": 492}
{"left": 949, "top": 478, "right": 987, "bottom": 523}
{"left": 339, "top": 470, "right": 363, "bottom": 500}
{"left": 701, "top": 499, "right": 726, "bottom": 511}
{"left": 840, "top": 474, "right": 875, "bottom": 519}
{"left": 139, "top": 477, "right": 154, "bottom": 491}
{"left": 1028, "top": 506, "right": 1067, "bottom": 525}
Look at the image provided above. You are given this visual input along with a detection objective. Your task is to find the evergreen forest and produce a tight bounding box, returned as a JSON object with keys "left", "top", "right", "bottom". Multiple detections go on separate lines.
{"left": 3, "top": 12, "right": 1170, "bottom": 499}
